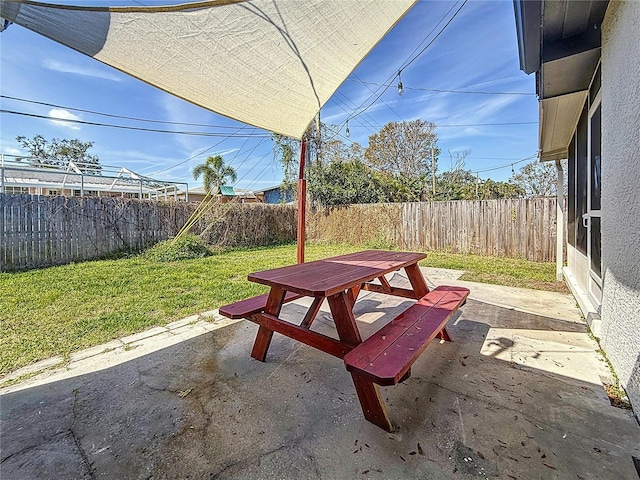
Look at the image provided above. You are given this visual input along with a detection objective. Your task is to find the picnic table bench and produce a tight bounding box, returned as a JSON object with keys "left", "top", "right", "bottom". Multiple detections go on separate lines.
{"left": 219, "top": 250, "right": 469, "bottom": 431}
{"left": 344, "top": 285, "right": 469, "bottom": 386}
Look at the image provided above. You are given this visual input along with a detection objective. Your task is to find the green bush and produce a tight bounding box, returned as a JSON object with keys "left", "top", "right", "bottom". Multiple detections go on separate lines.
{"left": 143, "top": 234, "right": 212, "bottom": 261}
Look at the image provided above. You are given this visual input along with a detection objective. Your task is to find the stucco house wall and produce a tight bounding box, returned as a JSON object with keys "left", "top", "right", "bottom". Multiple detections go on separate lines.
{"left": 600, "top": 0, "right": 640, "bottom": 411}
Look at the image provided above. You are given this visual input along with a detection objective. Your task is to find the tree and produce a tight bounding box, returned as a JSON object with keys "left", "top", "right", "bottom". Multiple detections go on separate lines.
{"left": 317, "top": 135, "right": 364, "bottom": 167}
{"left": 16, "top": 135, "right": 101, "bottom": 174}
{"left": 192, "top": 155, "right": 237, "bottom": 194}
{"left": 364, "top": 120, "right": 439, "bottom": 181}
{"left": 510, "top": 160, "right": 558, "bottom": 197}
{"left": 437, "top": 161, "right": 525, "bottom": 200}
{"left": 272, "top": 135, "right": 301, "bottom": 202}
{"left": 477, "top": 179, "right": 525, "bottom": 199}
{"left": 309, "top": 159, "right": 381, "bottom": 206}
{"left": 308, "top": 158, "right": 427, "bottom": 206}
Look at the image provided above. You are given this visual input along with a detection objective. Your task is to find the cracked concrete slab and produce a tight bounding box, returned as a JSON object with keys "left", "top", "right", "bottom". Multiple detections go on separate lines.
{"left": 1, "top": 278, "right": 639, "bottom": 480}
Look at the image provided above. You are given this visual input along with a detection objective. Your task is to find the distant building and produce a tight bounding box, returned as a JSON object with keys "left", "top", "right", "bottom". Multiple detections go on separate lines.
{"left": 0, "top": 156, "right": 186, "bottom": 200}
{"left": 176, "top": 185, "right": 258, "bottom": 203}
{"left": 255, "top": 184, "right": 295, "bottom": 204}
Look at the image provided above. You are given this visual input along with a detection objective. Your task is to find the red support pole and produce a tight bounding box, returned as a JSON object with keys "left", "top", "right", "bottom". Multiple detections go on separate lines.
{"left": 297, "top": 140, "right": 308, "bottom": 264}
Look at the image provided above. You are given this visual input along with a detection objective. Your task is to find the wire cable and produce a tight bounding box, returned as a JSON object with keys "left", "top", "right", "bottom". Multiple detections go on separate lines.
{"left": 346, "top": 79, "right": 534, "bottom": 96}
{"left": 398, "top": 0, "right": 468, "bottom": 72}
{"left": 343, "top": 0, "right": 469, "bottom": 125}
{"left": 0, "top": 109, "right": 271, "bottom": 137}
{"left": 471, "top": 154, "right": 537, "bottom": 175}
{"left": 0, "top": 94, "right": 247, "bottom": 129}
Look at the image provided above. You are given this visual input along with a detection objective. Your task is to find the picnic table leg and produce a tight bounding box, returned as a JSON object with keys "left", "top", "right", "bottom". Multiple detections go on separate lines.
{"left": 250, "top": 287, "right": 286, "bottom": 362}
{"left": 328, "top": 292, "right": 393, "bottom": 432}
{"left": 436, "top": 327, "right": 453, "bottom": 342}
{"left": 351, "top": 374, "right": 393, "bottom": 432}
{"left": 347, "top": 284, "right": 362, "bottom": 306}
{"left": 404, "top": 263, "right": 429, "bottom": 298}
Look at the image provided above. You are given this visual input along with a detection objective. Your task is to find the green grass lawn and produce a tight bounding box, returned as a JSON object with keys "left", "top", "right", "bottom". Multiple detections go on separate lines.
{"left": 0, "top": 242, "right": 566, "bottom": 375}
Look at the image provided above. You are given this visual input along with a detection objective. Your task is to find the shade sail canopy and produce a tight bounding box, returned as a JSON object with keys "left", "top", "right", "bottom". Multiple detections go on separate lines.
{"left": 1, "top": 0, "right": 416, "bottom": 139}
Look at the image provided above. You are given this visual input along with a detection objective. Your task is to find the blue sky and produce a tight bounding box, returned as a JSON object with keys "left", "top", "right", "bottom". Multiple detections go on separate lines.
{"left": 0, "top": 0, "right": 538, "bottom": 190}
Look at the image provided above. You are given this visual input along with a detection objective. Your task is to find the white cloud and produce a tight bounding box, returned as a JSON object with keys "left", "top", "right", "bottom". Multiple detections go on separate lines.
{"left": 42, "top": 59, "right": 123, "bottom": 82}
{"left": 48, "top": 108, "right": 81, "bottom": 130}
{"left": 2, "top": 147, "right": 23, "bottom": 156}
{"left": 463, "top": 75, "right": 530, "bottom": 91}
{"left": 473, "top": 96, "right": 520, "bottom": 120}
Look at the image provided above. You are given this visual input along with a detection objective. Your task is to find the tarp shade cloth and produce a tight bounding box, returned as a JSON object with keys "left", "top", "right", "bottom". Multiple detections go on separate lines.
{"left": 1, "top": 0, "right": 416, "bottom": 139}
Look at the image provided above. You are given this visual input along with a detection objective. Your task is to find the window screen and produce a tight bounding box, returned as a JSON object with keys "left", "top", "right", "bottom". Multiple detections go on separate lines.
{"left": 567, "top": 136, "right": 576, "bottom": 247}
{"left": 576, "top": 104, "right": 588, "bottom": 255}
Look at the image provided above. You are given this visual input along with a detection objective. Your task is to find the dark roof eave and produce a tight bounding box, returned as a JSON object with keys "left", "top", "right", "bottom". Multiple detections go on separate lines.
{"left": 513, "top": 0, "right": 542, "bottom": 74}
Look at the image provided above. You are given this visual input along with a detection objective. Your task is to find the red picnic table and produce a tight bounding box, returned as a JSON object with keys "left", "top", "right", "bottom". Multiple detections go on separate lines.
{"left": 220, "top": 250, "right": 469, "bottom": 431}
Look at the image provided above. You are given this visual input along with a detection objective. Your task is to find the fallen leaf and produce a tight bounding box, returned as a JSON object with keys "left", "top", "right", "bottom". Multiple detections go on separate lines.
{"left": 543, "top": 462, "right": 556, "bottom": 470}
{"left": 409, "top": 451, "right": 417, "bottom": 456}
{"left": 477, "top": 451, "right": 485, "bottom": 459}
{"left": 417, "top": 443, "right": 424, "bottom": 455}
{"left": 400, "top": 455, "right": 406, "bottom": 462}
{"left": 177, "top": 388, "right": 192, "bottom": 398}
{"left": 361, "top": 470, "right": 370, "bottom": 474}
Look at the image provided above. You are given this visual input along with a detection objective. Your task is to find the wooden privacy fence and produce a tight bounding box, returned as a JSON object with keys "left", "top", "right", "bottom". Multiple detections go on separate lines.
{"left": 308, "top": 198, "right": 560, "bottom": 262}
{"left": 0, "top": 195, "right": 296, "bottom": 271}
{"left": 1, "top": 195, "right": 559, "bottom": 271}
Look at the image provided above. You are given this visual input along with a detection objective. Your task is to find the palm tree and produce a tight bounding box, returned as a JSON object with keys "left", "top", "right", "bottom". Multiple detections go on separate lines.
{"left": 192, "top": 155, "right": 237, "bottom": 194}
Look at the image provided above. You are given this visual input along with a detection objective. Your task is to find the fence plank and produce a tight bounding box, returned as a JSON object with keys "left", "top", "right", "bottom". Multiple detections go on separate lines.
{"left": 309, "top": 198, "right": 559, "bottom": 262}
{"left": 1, "top": 195, "right": 559, "bottom": 271}
{"left": 0, "top": 195, "right": 299, "bottom": 271}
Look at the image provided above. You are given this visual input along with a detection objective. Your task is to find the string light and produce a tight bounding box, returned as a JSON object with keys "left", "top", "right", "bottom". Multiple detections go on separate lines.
{"left": 345, "top": 119, "right": 350, "bottom": 137}
{"left": 397, "top": 70, "right": 404, "bottom": 96}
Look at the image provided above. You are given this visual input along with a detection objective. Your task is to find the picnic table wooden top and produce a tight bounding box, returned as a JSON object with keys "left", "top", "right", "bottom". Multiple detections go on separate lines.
{"left": 248, "top": 249, "right": 426, "bottom": 297}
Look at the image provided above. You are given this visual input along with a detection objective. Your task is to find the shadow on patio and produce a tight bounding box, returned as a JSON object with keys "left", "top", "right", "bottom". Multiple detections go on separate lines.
{"left": 2, "top": 274, "right": 639, "bottom": 479}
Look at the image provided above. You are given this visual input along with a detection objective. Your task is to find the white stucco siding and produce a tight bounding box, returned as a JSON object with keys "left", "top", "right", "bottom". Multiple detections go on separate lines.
{"left": 600, "top": 0, "right": 640, "bottom": 412}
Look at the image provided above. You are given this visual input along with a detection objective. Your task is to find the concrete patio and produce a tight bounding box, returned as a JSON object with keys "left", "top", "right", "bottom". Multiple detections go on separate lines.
{"left": 2, "top": 268, "right": 639, "bottom": 479}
